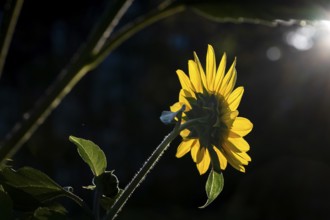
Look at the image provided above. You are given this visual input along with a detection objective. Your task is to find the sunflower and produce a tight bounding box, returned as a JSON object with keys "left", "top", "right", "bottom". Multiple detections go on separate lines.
{"left": 170, "top": 45, "right": 253, "bottom": 175}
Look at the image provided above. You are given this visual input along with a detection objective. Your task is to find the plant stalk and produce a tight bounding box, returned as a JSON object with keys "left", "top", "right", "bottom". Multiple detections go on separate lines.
{"left": 0, "top": 0, "right": 24, "bottom": 78}
{"left": 64, "top": 189, "right": 93, "bottom": 218}
{"left": 104, "top": 118, "right": 198, "bottom": 220}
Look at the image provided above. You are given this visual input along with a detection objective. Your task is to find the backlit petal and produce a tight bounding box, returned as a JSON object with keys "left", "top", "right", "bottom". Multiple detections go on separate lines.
{"left": 227, "top": 87, "right": 244, "bottom": 111}
{"left": 176, "top": 139, "right": 195, "bottom": 158}
{"left": 179, "top": 89, "right": 192, "bottom": 110}
{"left": 193, "top": 52, "right": 207, "bottom": 90}
{"left": 223, "top": 143, "right": 251, "bottom": 164}
{"left": 188, "top": 60, "right": 203, "bottom": 93}
{"left": 227, "top": 137, "right": 250, "bottom": 152}
{"left": 231, "top": 117, "right": 253, "bottom": 137}
{"left": 191, "top": 140, "right": 201, "bottom": 163}
{"left": 214, "top": 53, "right": 226, "bottom": 92}
{"left": 176, "top": 69, "right": 192, "bottom": 92}
{"left": 170, "top": 102, "right": 183, "bottom": 112}
{"left": 222, "top": 149, "right": 247, "bottom": 172}
{"left": 213, "top": 146, "right": 227, "bottom": 170}
{"left": 180, "top": 129, "right": 190, "bottom": 138}
{"left": 196, "top": 148, "right": 211, "bottom": 175}
{"left": 219, "top": 58, "right": 237, "bottom": 98}
{"left": 206, "top": 45, "right": 216, "bottom": 91}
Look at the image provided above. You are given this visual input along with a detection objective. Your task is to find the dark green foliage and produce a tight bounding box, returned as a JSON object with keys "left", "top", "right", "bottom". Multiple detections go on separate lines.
{"left": 0, "top": 185, "right": 13, "bottom": 219}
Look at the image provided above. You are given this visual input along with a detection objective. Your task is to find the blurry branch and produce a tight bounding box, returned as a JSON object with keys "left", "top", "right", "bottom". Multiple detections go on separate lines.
{"left": 89, "top": 3, "right": 186, "bottom": 71}
{"left": 0, "top": 1, "right": 186, "bottom": 166}
{"left": 0, "top": 0, "right": 134, "bottom": 166}
{"left": 188, "top": 1, "right": 330, "bottom": 26}
{"left": 0, "top": 0, "right": 24, "bottom": 78}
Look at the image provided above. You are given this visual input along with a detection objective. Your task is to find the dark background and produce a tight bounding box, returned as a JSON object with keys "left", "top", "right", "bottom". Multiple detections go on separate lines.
{"left": 1, "top": 0, "right": 330, "bottom": 219}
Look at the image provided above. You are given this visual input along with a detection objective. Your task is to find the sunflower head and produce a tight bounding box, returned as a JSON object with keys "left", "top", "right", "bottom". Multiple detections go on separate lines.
{"left": 171, "top": 45, "right": 253, "bottom": 175}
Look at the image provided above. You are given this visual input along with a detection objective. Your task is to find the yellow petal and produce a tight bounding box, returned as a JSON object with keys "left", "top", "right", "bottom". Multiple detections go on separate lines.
{"left": 228, "top": 131, "right": 240, "bottom": 138}
{"left": 193, "top": 51, "right": 207, "bottom": 90}
{"left": 213, "top": 146, "right": 227, "bottom": 170}
{"left": 180, "top": 129, "right": 190, "bottom": 138}
{"left": 188, "top": 60, "right": 203, "bottom": 93}
{"left": 228, "top": 160, "right": 246, "bottom": 172}
{"left": 214, "top": 53, "right": 226, "bottom": 92}
{"left": 190, "top": 140, "right": 201, "bottom": 163}
{"left": 176, "top": 69, "right": 192, "bottom": 92}
{"left": 231, "top": 117, "right": 253, "bottom": 137}
{"left": 179, "top": 89, "right": 192, "bottom": 110}
{"left": 227, "top": 86, "right": 244, "bottom": 111}
{"left": 222, "top": 149, "right": 247, "bottom": 172}
{"left": 196, "top": 144, "right": 205, "bottom": 164}
{"left": 170, "top": 102, "right": 183, "bottom": 112}
{"left": 206, "top": 45, "right": 216, "bottom": 91}
{"left": 196, "top": 148, "right": 211, "bottom": 175}
{"left": 223, "top": 143, "right": 251, "bottom": 164}
{"left": 227, "top": 137, "right": 250, "bottom": 152}
{"left": 176, "top": 139, "right": 195, "bottom": 158}
{"left": 219, "top": 58, "right": 237, "bottom": 98}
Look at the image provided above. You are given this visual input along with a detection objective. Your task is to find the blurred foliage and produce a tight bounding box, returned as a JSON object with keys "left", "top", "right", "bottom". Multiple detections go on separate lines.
{"left": 1, "top": 0, "right": 330, "bottom": 219}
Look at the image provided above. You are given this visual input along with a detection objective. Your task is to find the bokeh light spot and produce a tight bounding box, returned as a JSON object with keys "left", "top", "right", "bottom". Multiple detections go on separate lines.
{"left": 266, "top": 46, "right": 281, "bottom": 61}
{"left": 285, "top": 26, "right": 315, "bottom": 50}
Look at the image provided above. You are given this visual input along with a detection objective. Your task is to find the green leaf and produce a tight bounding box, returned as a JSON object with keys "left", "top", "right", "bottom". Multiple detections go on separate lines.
{"left": 0, "top": 167, "right": 66, "bottom": 203}
{"left": 187, "top": 0, "right": 330, "bottom": 26}
{"left": 160, "top": 105, "right": 186, "bottom": 125}
{"left": 0, "top": 185, "right": 13, "bottom": 219}
{"left": 69, "top": 136, "right": 107, "bottom": 177}
{"left": 33, "top": 205, "right": 67, "bottom": 220}
{"left": 199, "top": 169, "right": 224, "bottom": 208}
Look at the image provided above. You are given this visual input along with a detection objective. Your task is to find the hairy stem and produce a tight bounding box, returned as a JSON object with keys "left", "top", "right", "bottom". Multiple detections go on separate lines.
{"left": 104, "top": 130, "right": 180, "bottom": 220}
{"left": 93, "top": 188, "right": 101, "bottom": 220}
{"left": 104, "top": 119, "right": 196, "bottom": 220}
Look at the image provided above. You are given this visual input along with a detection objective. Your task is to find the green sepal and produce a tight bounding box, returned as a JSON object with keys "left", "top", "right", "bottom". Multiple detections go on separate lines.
{"left": 0, "top": 185, "right": 13, "bottom": 219}
{"left": 199, "top": 169, "right": 224, "bottom": 208}
{"left": 94, "top": 170, "right": 119, "bottom": 198}
{"left": 160, "top": 105, "right": 185, "bottom": 125}
{"left": 69, "top": 136, "right": 107, "bottom": 177}
{"left": 208, "top": 147, "right": 221, "bottom": 173}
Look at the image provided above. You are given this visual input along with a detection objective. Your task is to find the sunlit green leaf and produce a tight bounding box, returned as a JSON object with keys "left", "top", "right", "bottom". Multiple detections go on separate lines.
{"left": 199, "top": 169, "right": 224, "bottom": 208}
{"left": 186, "top": 0, "right": 330, "bottom": 26}
{"left": 69, "top": 136, "right": 107, "bottom": 177}
{"left": 0, "top": 167, "right": 66, "bottom": 203}
{"left": 0, "top": 185, "right": 13, "bottom": 219}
